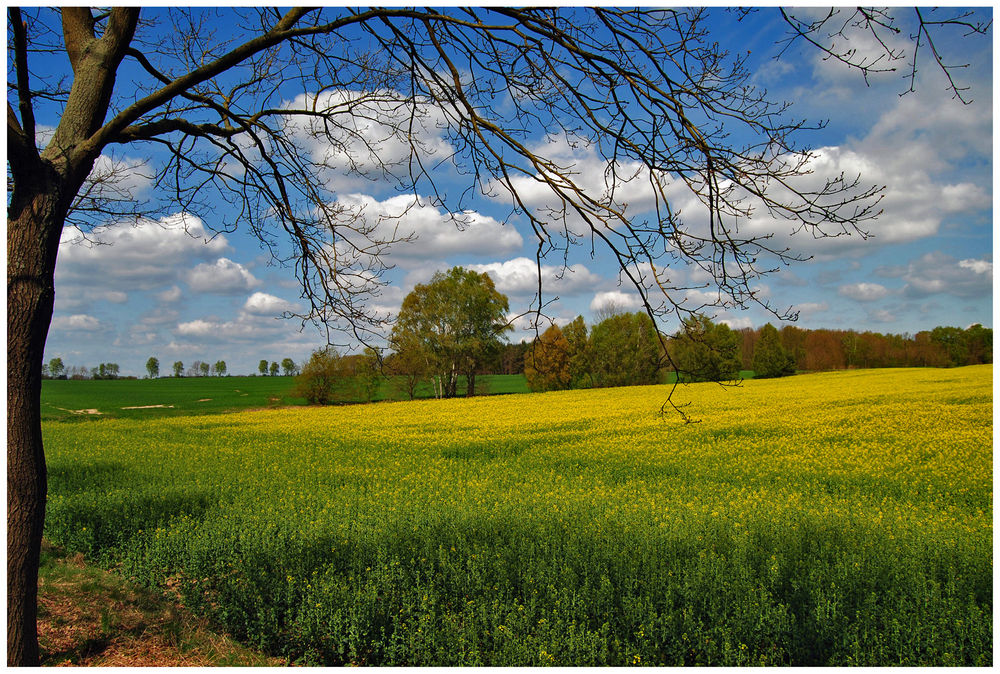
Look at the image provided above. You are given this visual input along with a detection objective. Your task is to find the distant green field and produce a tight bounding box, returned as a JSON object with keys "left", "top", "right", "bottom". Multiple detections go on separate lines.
{"left": 40, "top": 374, "right": 530, "bottom": 421}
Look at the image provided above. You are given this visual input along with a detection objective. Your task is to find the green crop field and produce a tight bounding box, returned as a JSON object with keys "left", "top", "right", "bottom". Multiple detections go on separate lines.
{"left": 41, "top": 366, "right": 992, "bottom": 665}
{"left": 40, "top": 374, "right": 530, "bottom": 421}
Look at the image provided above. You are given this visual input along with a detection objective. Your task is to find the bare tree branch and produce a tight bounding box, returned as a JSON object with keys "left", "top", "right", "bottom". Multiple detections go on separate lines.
{"left": 776, "top": 6, "right": 991, "bottom": 103}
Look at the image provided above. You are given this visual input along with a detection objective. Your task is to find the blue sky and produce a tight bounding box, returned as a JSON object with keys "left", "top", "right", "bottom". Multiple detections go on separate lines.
{"left": 33, "top": 7, "right": 993, "bottom": 376}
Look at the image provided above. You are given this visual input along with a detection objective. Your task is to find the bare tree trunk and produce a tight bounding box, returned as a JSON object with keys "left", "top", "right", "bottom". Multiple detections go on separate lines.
{"left": 7, "top": 185, "right": 65, "bottom": 666}
{"left": 466, "top": 371, "right": 476, "bottom": 398}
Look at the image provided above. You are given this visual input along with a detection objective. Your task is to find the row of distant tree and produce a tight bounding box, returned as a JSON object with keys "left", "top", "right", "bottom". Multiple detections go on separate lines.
{"left": 41, "top": 356, "right": 302, "bottom": 380}
{"left": 41, "top": 358, "right": 124, "bottom": 380}
{"left": 735, "top": 323, "right": 992, "bottom": 372}
{"left": 521, "top": 314, "right": 994, "bottom": 392}
{"left": 256, "top": 359, "right": 300, "bottom": 377}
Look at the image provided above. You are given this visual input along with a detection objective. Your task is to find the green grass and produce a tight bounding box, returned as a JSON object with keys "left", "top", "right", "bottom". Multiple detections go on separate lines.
{"left": 40, "top": 376, "right": 304, "bottom": 421}
{"left": 40, "top": 374, "right": 531, "bottom": 421}
{"left": 40, "top": 367, "right": 992, "bottom": 665}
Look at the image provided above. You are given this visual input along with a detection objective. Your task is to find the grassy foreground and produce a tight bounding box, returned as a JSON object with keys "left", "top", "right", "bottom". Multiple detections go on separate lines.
{"left": 42, "top": 366, "right": 992, "bottom": 665}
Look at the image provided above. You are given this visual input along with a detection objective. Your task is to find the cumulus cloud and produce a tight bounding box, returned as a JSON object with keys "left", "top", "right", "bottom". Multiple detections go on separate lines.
{"left": 959, "top": 258, "right": 992, "bottom": 275}
{"left": 490, "top": 133, "right": 678, "bottom": 235}
{"left": 590, "top": 290, "right": 643, "bottom": 313}
{"left": 282, "top": 90, "right": 452, "bottom": 192}
{"left": 54, "top": 286, "right": 129, "bottom": 311}
{"left": 867, "top": 308, "right": 896, "bottom": 323}
{"left": 901, "top": 252, "right": 992, "bottom": 298}
{"left": 468, "top": 257, "right": 604, "bottom": 298}
{"left": 82, "top": 153, "right": 155, "bottom": 202}
{"left": 244, "top": 292, "right": 298, "bottom": 315}
{"left": 718, "top": 315, "right": 754, "bottom": 330}
{"left": 56, "top": 213, "right": 230, "bottom": 291}
{"left": 186, "top": 258, "right": 259, "bottom": 294}
{"left": 792, "top": 302, "right": 830, "bottom": 320}
{"left": 838, "top": 282, "right": 890, "bottom": 302}
{"left": 50, "top": 314, "right": 106, "bottom": 332}
{"left": 335, "top": 193, "right": 522, "bottom": 264}
{"left": 734, "top": 145, "right": 985, "bottom": 259}
{"left": 157, "top": 286, "right": 182, "bottom": 303}
{"left": 173, "top": 309, "right": 314, "bottom": 347}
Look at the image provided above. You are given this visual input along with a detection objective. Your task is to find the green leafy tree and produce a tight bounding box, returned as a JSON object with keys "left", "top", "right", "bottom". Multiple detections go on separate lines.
{"left": 356, "top": 347, "right": 383, "bottom": 402}
{"left": 752, "top": 323, "right": 796, "bottom": 378}
{"left": 199, "top": 361, "right": 210, "bottom": 377}
{"left": 589, "top": 312, "right": 661, "bottom": 388}
{"left": 213, "top": 360, "right": 227, "bottom": 377}
{"left": 145, "top": 356, "right": 159, "bottom": 379}
{"left": 524, "top": 324, "right": 573, "bottom": 392}
{"left": 672, "top": 315, "right": 741, "bottom": 382}
{"left": 392, "top": 267, "right": 510, "bottom": 398}
{"left": 281, "top": 358, "right": 298, "bottom": 377}
{"left": 269, "top": 361, "right": 280, "bottom": 377}
{"left": 964, "top": 324, "right": 992, "bottom": 365}
{"left": 172, "top": 361, "right": 183, "bottom": 378}
{"left": 562, "top": 315, "right": 592, "bottom": 388}
{"left": 386, "top": 341, "right": 432, "bottom": 401}
{"left": 47, "top": 357, "right": 64, "bottom": 379}
{"left": 294, "top": 348, "right": 354, "bottom": 404}
{"left": 259, "top": 360, "right": 269, "bottom": 376}
{"left": 930, "top": 326, "right": 969, "bottom": 367}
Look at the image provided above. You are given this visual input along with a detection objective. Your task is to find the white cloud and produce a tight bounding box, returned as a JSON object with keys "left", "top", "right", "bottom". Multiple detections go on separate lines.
{"left": 490, "top": 133, "right": 671, "bottom": 235}
{"left": 901, "top": 252, "right": 992, "bottom": 298}
{"left": 174, "top": 307, "right": 315, "bottom": 346}
{"left": 335, "top": 193, "right": 523, "bottom": 264}
{"left": 50, "top": 314, "right": 105, "bottom": 332}
{"left": 282, "top": 90, "right": 452, "bottom": 191}
{"left": 792, "top": 302, "right": 830, "bottom": 320}
{"left": 589, "top": 290, "right": 643, "bottom": 313}
{"left": 838, "top": 282, "right": 890, "bottom": 302}
{"left": 187, "top": 258, "right": 259, "bottom": 294}
{"left": 959, "top": 258, "right": 992, "bottom": 275}
{"left": 103, "top": 291, "right": 128, "bottom": 304}
{"left": 868, "top": 308, "right": 896, "bottom": 323}
{"left": 718, "top": 315, "right": 754, "bottom": 330}
{"left": 175, "top": 319, "right": 219, "bottom": 338}
{"left": 468, "top": 257, "right": 604, "bottom": 298}
{"left": 244, "top": 292, "right": 297, "bottom": 315}
{"left": 56, "top": 213, "right": 230, "bottom": 291}
{"left": 157, "top": 286, "right": 182, "bottom": 303}
{"left": 54, "top": 286, "right": 128, "bottom": 310}
{"left": 83, "top": 153, "right": 154, "bottom": 201}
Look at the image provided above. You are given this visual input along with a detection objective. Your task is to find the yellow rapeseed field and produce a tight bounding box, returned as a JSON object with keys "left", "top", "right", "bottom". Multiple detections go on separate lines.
{"left": 43, "top": 365, "right": 992, "bottom": 665}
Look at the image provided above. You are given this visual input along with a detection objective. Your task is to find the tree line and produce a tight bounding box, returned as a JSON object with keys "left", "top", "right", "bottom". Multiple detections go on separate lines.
{"left": 40, "top": 356, "right": 302, "bottom": 379}
{"left": 523, "top": 315, "right": 993, "bottom": 392}
{"left": 40, "top": 358, "right": 123, "bottom": 380}
{"left": 292, "top": 266, "right": 993, "bottom": 403}
{"left": 735, "top": 322, "right": 993, "bottom": 372}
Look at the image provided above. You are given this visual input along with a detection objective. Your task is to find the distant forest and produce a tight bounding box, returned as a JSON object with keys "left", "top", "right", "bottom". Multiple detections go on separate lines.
{"left": 484, "top": 322, "right": 992, "bottom": 378}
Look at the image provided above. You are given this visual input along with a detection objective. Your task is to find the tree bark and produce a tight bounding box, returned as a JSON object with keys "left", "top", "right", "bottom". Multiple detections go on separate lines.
{"left": 7, "top": 178, "right": 66, "bottom": 666}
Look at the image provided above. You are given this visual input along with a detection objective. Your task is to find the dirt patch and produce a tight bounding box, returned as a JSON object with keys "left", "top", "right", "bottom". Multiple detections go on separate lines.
{"left": 37, "top": 541, "right": 286, "bottom": 667}
{"left": 120, "top": 404, "right": 175, "bottom": 410}
{"left": 54, "top": 407, "right": 102, "bottom": 415}
{"left": 195, "top": 398, "right": 212, "bottom": 402}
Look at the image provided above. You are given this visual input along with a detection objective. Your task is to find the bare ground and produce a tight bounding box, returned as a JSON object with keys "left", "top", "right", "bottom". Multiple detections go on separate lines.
{"left": 37, "top": 541, "right": 288, "bottom": 667}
